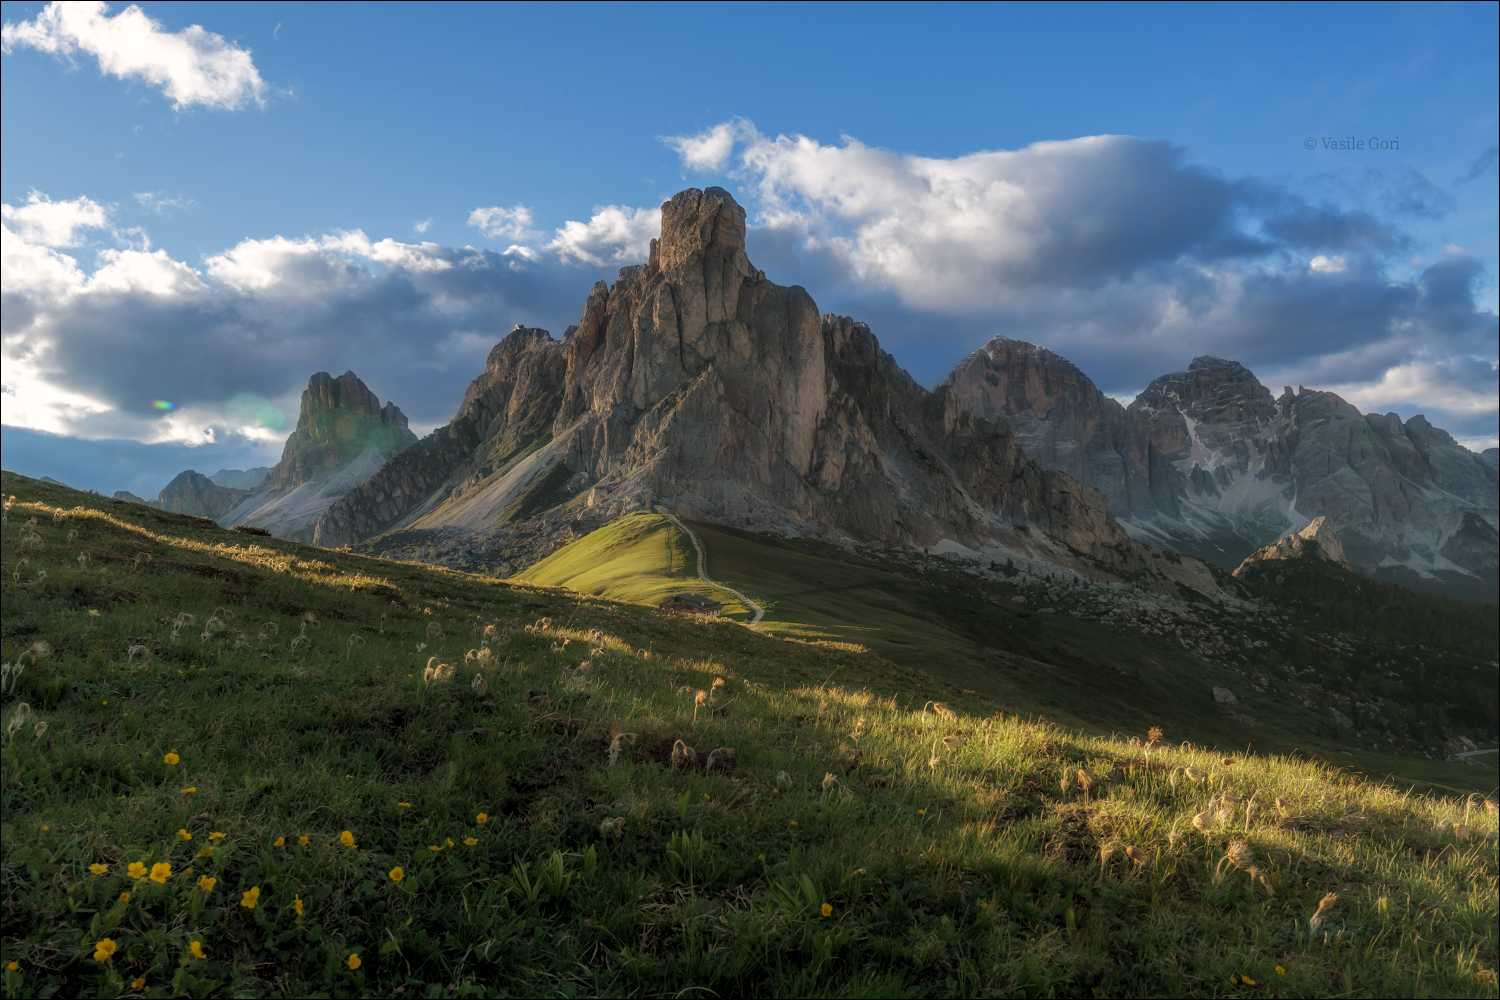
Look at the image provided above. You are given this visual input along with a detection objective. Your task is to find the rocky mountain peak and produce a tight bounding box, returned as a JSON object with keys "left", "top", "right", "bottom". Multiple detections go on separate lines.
{"left": 264, "top": 370, "right": 418, "bottom": 490}
{"left": 315, "top": 187, "right": 1219, "bottom": 598}
{"left": 947, "top": 336, "right": 1497, "bottom": 598}
{"left": 1233, "top": 516, "right": 1350, "bottom": 577}
{"left": 652, "top": 186, "right": 751, "bottom": 276}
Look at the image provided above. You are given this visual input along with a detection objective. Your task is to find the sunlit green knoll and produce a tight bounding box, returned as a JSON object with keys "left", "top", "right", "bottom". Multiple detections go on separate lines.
{"left": 514, "top": 512, "right": 759, "bottom": 619}
{"left": 527, "top": 514, "right": 1498, "bottom": 795}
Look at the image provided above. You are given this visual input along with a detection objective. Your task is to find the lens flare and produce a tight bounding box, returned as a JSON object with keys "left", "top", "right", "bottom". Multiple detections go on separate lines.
{"left": 151, "top": 400, "right": 176, "bottom": 410}
{"left": 225, "top": 393, "right": 285, "bottom": 430}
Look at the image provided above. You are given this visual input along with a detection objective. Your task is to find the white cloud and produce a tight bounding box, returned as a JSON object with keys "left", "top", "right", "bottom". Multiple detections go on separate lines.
{"left": 1323, "top": 359, "right": 1500, "bottom": 417}
{"left": 545, "top": 204, "right": 661, "bottom": 266}
{"left": 662, "top": 119, "right": 1244, "bottom": 311}
{"left": 468, "top": 204, "right": 536, "bottom": 241}
{"left": 1, "top": 191, "right": 108, "bottom": 246}
{"left": 1309, "top": 254, "right": 1347, "bottom": 274}
{"left": 414, "top": 218, "right": 432, "bottom": 233}
{"left": 134, "top": 191, "right": 194, "bottom": 214}
{"left": 663, "top": 119, "right": 744, "bottom": 172}
{"left": 3, "top": 188, "right": 574, "bottom": 450}
{"left": 203, "top": 231, "right": 453, "bottom": 293}
{"left": 2, "top": 0, "right": 266, "bottom": 111}
{"left": 90, "top": 248, "right": 207, "bottom": 296}
{"left": 1, "top": 220, "right": 89, "bottom": 303}
{"left": 0, "top": 353, "right": 113, "bottom": 436}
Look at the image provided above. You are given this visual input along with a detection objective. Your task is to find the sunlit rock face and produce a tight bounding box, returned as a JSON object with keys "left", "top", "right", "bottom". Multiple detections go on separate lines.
{"left": 1233, "top": 516, "right": 1350, "bottom": 578}
{"left": 949, "top": 340, "right": 1499, "bottom": 599}
{"left": 314, "top": 188, "right": 1218, "bottom": 595}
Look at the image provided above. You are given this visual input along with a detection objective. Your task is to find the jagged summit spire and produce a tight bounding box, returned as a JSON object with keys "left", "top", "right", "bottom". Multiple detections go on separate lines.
{"left": 649, "top": 187, "right": 752, "bottom": 277}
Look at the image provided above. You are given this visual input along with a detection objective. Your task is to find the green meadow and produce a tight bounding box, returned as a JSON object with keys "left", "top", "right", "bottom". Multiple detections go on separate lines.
{"left": 2, "top": 473, "right": 1497, "bottom": 998}
{"left": 520, "top": 513, "right": 1498, "bottom": 795}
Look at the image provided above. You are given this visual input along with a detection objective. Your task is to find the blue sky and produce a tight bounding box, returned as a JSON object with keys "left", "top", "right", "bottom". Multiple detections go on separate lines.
{"left": 3, "top": 1, "right": 1496, "bottom": 496}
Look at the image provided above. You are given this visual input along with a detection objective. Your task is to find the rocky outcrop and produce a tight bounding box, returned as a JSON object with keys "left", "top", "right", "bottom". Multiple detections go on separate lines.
{"left": 152, "top": 371, "right": 417, "bottom": 542}
{"left": 1232, "top": 516, "right": 1349, "bottom": 577}
{"left": 112, "top": 490, "right": 155, "bottom": 506}
{"left": 949, "top": 337, "right": 1499, "bottom": 599}
{"left": 209, "top": 467, "right": 271, "bottom": 490}
{"left": 314, "top": 187, "right": 1217, "bottom": 596}
{"left": 157, "top": 471, "right": 255, "bottom": 521}
{"left": 264, "top": 371, "right": 415, "bottom": 490}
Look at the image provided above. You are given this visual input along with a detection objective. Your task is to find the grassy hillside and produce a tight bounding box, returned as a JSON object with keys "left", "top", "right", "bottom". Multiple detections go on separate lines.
{"left": 523, "top": 513, "right": 1497, "bottom": 795}
{"left": 1, "top": 473, "right": 1497, "bottom": 998}
{"left": 516, "top": 512, "right": 757, "bottom": 619}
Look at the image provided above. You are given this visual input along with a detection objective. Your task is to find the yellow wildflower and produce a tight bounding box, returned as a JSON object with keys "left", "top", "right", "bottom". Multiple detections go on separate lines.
{"left": 298, "top": 836, "right": 309, "bottom": 846}
{"left": 181, "top": 787, "right": 196, "bottom": 794}
{"left": 208, "top": 832, "right": 226, "bottom": 840}
{"left": 89, "top": 863, "right": 108, "bottom": 876}
{"left": 918, "top": 809, "right": 926, "bottom": 815}
{"left": 177, "top": 829, "right": 192, "bottom": 840}
{"left": 821, "top": 902, "right": 833, "bottom": 917}
{"left": 119, "top": 892, "right": 130, "bottom": 902}
{"left": 7, "top": 961, "right": 17, "bottom": 971}
{"left": 428, "top": 845, "right": 441, "bottom": 852}
{"left": 476, "top": 813, "right": 488, "bottom": 824}
{"left": 464, "top": 837, "right": 478, "bottom": 846}
{"left": 398, "top": 802, "right": 411, "bottom": 809}
{"left": 195, "top": 848, "right": 212, "bottom": 858}
{"left": 1241, "top": 976, "right": 1256, "bottom": 986}
{"left": 127, "top": 862, "right": 147, "bottom": 880}
{"left": 92, "top": 938, "right": 116, "bottom": 962}
{"left": 294, "top": 894, "right": 304, "bottom": 916}
{"left": 164, "top": 752, "right": 179, "bottom": 765}
{"left": 190, "top": 941, "right": 206, "bottom": 960}
{"left": 339, "top": 830, "right": 356, "bottom": 848}
{"left": 198, "top": 875, "right": 217, "bottom": 892}
{"left": 132, "top": 979, "right": 145, "bottom": 989}
{"left": 389, "top": 866, "right": 405, "bottom": 882}
{"left": 273, "top": 837, "right": 285, "bottom": 847}
{"left": 789, "top": 820, "right": 798, "bottom": 826}
{"left": 347, "top": 953, "right": 362, "bottom": 970}
{"left": 240, "top": 886, "right": 261, "bottom": 909}
{"left": 446, "top": 838, "right": 454, "bottom": 848}
{"left": 1276, "top": 967, "right": 1286, "bottom": 975}
{"left": 149, "top": 862, "right": 172, "bottom": 884}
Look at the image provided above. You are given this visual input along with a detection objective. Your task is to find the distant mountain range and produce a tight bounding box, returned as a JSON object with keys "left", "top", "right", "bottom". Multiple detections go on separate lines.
{"left": 118, "top": 187, "right": 1496, "bottom": 602}
{"left": 947, "top": 339, "right": 1497, "bottom": 599}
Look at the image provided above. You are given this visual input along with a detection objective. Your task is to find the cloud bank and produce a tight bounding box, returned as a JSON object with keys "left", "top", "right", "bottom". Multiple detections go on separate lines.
{"left": 662, "top": 119, "right": 1497, "bottom": 449}
{"left": 1, "top": 194, "right": 608, "bottom": 472}
{"left": 2, "top": 0, "right": 266, "bottom": 110}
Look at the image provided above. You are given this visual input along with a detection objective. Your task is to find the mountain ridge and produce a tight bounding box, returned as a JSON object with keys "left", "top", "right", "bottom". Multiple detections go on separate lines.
{"left": 314, "top": 187, "right": 1219, "bottom": 597}
{"left": 947, "top": 336, "right": 1498, "bottom": 600}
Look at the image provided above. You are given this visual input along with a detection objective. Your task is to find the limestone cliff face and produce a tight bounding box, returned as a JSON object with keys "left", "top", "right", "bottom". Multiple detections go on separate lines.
{"left": 264, "top": 371, "right": 416, "bottom": 490}
{"left": 1232, "top": 516, "right": 1349, "bottom": 577}
{"left": 948, "top": 337, "right": 1499, "bottom": 598}
{"left": 315, "top": 187, "right": 1202, "bottom": 591}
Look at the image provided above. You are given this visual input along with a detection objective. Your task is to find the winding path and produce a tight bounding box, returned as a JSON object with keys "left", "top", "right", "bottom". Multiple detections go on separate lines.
{"left": 662, "top": 511, "right": 765, "bottom": 625}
